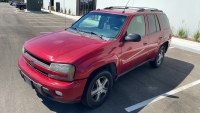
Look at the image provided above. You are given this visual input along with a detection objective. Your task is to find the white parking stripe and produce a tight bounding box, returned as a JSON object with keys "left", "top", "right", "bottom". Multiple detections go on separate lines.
{"left": 33, "top": 26, "right": 69, "bottom": 27}
{"left": 40, "top": 32, "right": 52, "bottom": 34}
{"left": 29, "top": 22, "right": 66, "bottom": 23}
{"left": 125, "top": 79, "right": 200, "bottom": 112}
{"left": 24, "top": 16, "right": 65, "bottom": 19}
{"left": 25, "top": 19, "right": 65, "bottom": 20}
{"left": 169, "top": 47, "right": 174, "bottom": 49}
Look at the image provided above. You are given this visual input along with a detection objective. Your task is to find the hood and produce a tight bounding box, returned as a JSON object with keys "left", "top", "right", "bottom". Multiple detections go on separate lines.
{"left": 24, "top": 30, "right": 107, "bottom": 63}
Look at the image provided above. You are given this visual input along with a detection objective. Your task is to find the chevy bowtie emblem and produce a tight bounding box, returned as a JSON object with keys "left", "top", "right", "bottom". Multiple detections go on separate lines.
{"left": 30, "top": 60, "right": 35, "bottom": 67}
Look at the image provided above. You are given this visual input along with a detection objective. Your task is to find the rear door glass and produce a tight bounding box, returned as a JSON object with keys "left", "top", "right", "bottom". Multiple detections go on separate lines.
{"left": 159, "top": 14, "right": 170, "bottom": 30}
{"left": 147, "top": 14, "right": 157, "bottom": 34}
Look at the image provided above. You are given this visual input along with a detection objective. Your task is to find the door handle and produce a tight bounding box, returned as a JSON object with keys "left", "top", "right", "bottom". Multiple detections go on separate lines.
{"left": 159, "top": 36, "right": 163, "bottom": 40}
{"left": 143, "top": 42, "right": 148, "bottom": 45}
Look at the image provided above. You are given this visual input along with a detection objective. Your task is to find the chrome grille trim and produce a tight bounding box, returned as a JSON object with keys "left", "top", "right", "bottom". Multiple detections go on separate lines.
{"left": 24, "top": 52, "right": 50, "bottom": 69}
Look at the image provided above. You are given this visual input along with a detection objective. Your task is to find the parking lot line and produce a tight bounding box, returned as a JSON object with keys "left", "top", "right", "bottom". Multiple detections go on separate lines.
{"left": 25, "top": 17, "right": 63, "bottom": 18}
{"left": 40, "top": 32, "right": 52, "bottom": 34}
{"left": 25, "top": 18, "right": 65, "bottom": 20}
{"left": 29, "top": 22, "right": 66, "bottom": 23}
{"left": 125, "top": 79, "right": 200, "bottom": 112}
{"left": 33, "top": 26, "right": 68, "bottom": 27}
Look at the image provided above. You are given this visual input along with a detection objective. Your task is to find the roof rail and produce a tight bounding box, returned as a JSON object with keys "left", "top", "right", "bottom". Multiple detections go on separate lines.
{"left": 104, "top": 6, "right": 163, "bottom": 12}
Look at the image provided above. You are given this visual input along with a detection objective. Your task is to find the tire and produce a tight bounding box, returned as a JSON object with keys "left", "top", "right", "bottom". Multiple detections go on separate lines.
{"left": 149, "top": 46, "right": 166, "bottom": 68}
{"left": 20, "top": 7, "right": 24, "bottom": 10}
{"left": 81, "top": 69, "right": 113, "bottom": 108}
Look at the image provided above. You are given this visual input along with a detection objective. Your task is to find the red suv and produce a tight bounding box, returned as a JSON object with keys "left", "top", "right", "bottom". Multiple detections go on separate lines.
{"left": 18, "top": 7, "right": 172, "bottom": 108}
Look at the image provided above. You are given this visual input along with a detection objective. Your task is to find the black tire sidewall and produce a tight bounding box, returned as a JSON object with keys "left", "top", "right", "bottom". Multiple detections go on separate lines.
{"left": 155, "top": 46, "right": 165, "bottom": 67}
{"left": 83, "top": 70, "right": 113, "bottom": 108}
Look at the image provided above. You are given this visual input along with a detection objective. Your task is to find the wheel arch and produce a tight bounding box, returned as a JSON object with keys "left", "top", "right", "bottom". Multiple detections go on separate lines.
{"left": 88, "top": 62, "right": 117, "bottom": 82}
{"left": 162, "top": 41, "right": 169, "bottom": 52}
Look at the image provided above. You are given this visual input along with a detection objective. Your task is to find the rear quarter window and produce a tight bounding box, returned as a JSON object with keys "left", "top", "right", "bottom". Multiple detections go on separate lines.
{"left": 159, "top": 14, "right": 170, "bottom": 30}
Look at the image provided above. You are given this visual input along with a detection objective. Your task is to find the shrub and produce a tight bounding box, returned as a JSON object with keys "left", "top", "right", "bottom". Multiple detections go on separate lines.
{"left": 64, "top": 8, "right": 67, "bottom": 14}
{"left": 68, "top": 9, "right": 71, "bottom": 15}
{"left": 51, "top": 6, "right": 55, "bottom": 11}
{"left": 176, "top": 27, "right": 188, "bottom": 38}
{"left": 60, "top": 8, "right": 63, "bottom": 13}
{"left": 193, "top": 30, "right": 200, "bottom": 41}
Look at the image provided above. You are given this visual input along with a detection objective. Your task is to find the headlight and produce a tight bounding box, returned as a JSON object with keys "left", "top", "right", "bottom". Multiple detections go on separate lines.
{"left": 49, "top": 63, "right": 75, "bottom": 81}
{"left": 22, "top": 46, "right": 25, "bottom": 53}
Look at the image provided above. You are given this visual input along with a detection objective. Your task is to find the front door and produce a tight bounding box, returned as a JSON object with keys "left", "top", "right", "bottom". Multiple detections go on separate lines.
{"left": 120, "top": 15, "right": 149, "bottom": 73}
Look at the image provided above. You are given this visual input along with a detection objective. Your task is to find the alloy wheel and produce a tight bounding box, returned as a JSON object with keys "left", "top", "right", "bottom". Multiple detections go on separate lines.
{"left": 157, "top": 49, "right": 164, "bottom": 65}
{"left": 91, "top": 76, "right": 109, "bottom": 102}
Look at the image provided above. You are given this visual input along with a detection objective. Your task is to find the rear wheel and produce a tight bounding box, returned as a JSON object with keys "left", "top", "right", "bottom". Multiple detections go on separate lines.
{"left": 81, "top": 69, "right": 113, "bottom": 108}
{"left": 149, "top": 46, "right": 165, "bottom": 68}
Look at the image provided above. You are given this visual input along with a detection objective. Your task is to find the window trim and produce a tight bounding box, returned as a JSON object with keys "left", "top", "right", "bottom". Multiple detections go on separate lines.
{"left": 155, "top": 15, "right": 161, "bottom": 32}
{"left": 147, "top": 14, "right": 160, "bottom": 35}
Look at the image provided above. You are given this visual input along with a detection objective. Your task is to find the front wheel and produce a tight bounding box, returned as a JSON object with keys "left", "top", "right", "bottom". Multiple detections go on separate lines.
{"left": 81, "top": 70, "right": 113, "bottom": 108}
{"left": 149, "top": 46, "right": 166, "bottom": 68}
{"left": 20, "top": 7, "right": 24, "bottom": 10}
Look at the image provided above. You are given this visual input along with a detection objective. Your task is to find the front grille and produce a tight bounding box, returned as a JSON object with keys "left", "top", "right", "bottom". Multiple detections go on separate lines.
{"left": 24, "top": 52, "right": 50, "bottom": 69}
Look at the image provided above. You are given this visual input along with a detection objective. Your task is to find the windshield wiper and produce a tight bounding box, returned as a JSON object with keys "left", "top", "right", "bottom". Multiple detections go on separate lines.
{"left": 68, "top": 27, "right": 104, "bottom": 40}
{"left": 68, "top": 27, "right": 81, "bottom": 33}
{"left": 83, "top": 31, "right": 104, "bottom": 40}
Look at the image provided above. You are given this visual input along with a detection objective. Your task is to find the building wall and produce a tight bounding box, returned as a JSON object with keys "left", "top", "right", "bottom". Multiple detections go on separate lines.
{"left": 42, "top": 0, "right": 77, "bottom": 15}
{"left": 54, "top": 0, "right": 77, "bottom": 15}
{"left": 43, "top": 0, "right": 50, "bottom": 9}
{"left": 96, "top": 0, "right": 200, "bottom": 37}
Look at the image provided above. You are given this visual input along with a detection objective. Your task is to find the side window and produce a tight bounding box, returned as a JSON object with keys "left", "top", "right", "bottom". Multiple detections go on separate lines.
{"left": 159, "top": 14, "right": 170, "bottom": 30}
{"left": 127, "top": 15, "right": 146, "bottom": 37}
{"left": 155, "top": 15, "right": 161, "bottom": 32}
{"left": 147, "top": 14, "right": 157, "bottom": 34}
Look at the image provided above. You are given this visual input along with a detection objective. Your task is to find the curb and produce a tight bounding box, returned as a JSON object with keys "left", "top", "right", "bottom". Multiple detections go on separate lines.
{"left": 171, "top": 37, "right": 200, "bottom": 54}
{"left": 41, "top": 9, "right": 81, "bottom": 21}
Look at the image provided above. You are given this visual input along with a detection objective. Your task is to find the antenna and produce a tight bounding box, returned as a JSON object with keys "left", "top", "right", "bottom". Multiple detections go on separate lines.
{"left": 132, "top": 0, "right": 134, "bottom": 7}
{"left": 64, "top": 0, "right": 66, "bottom": 29}
{"left": 123, "top": 0, "right": 131, "bottom": 13}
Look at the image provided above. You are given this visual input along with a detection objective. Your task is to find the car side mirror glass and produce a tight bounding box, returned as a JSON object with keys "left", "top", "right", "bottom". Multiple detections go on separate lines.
{"left": 125, "top": 33, "right": 141, "bottom": 42}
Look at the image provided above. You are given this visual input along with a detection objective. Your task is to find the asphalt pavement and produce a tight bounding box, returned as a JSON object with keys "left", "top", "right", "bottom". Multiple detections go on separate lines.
{"left": 0, "top": 3, "right": 200, "bottom": 113}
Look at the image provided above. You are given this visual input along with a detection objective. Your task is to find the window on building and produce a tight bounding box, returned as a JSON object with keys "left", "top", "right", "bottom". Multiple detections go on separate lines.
{"left": 159, "top": 14, "right": 170, "bottom": 30}
{"left": 127, "top": 15, "right": 146, "bottom": 37}
{"left": 79, "top": 0, "right": 96, "bottom": 16}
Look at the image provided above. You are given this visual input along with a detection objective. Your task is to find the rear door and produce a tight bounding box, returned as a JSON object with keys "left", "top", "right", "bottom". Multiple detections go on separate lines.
{"left": 146, "top": 14, "right": 163, "bottom": 59}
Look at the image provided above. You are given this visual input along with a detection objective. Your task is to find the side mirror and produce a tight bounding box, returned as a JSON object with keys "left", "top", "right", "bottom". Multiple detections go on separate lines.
{"left": 125, "top": 33, "right": 141, "bottom": 42}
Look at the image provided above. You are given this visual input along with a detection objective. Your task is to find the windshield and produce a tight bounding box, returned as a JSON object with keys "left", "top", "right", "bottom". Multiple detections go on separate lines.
{"left": 70, "top": 12, "right": 127, "bottom": 39}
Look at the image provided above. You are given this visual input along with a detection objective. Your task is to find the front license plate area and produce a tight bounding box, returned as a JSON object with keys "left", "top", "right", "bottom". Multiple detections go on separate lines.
{"left": 33, "top": 81, "right": 43, "bottom": 94}
{"left": 21, "top": 71, "right": 33, "bottom": 88}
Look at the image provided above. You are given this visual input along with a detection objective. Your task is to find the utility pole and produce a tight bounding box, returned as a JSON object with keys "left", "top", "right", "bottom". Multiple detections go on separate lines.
{"left": 49, "top": 0, "right": 51, "bottom": 13}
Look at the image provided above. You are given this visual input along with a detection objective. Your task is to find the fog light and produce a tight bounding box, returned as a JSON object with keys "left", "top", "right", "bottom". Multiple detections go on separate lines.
{"left": 55, "top": 91, "right": 63, "bottom": 96}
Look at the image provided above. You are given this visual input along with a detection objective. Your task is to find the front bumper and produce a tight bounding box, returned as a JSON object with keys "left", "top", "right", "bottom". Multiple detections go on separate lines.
{"left": 18, "top": 56, "right": 87, "bottom": 103}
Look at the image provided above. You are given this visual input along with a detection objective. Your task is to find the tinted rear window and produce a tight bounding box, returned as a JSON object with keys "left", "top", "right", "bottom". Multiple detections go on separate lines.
{"left": 159, "top": 14, "right": 170, "bottom": 30}
{"left": 147, "top": 14, "right": 157, "bottom": 34}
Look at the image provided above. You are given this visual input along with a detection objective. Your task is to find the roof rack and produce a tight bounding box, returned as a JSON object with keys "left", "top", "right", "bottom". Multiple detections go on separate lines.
{"left": 104, "top": 6, "right": 163, "bottom": 12}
